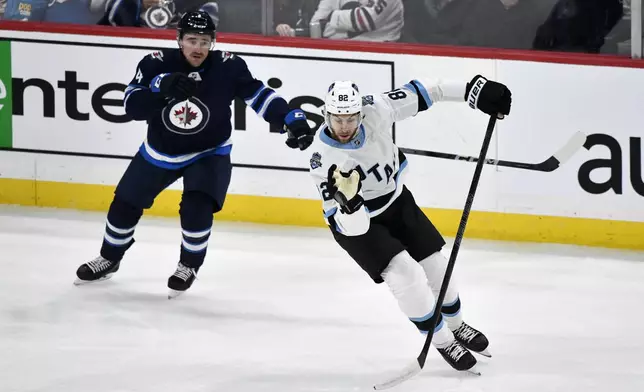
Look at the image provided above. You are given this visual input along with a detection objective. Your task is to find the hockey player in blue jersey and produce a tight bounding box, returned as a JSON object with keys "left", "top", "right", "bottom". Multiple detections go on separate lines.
{"left": 74, "top": 11, "right": 315, "bottom": 298}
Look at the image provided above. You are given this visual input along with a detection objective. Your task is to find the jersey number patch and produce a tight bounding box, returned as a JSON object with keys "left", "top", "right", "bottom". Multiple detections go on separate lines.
{"left": 135, "top": 69, "right": 143, "bottom": 84}
{"left": 387, "top": 89, "right": 407, "bottom": 101}
{"left": 320, "top": 182, "right": 333, "bottom": 201}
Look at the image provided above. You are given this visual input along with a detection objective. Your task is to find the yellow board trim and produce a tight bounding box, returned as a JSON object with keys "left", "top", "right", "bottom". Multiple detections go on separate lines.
{"left": 1, "top": 178, "right": 642, "bottom": 250}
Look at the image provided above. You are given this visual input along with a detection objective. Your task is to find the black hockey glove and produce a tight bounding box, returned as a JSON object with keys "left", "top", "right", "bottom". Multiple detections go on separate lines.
{"left": 465, "top": 75, "right": 512, "bottom": 119}
{"left": 327, "top": 164, "right": 364, "bottom": 214}
{"left": 284, "top": 109, "right": 315, "bottom": 150}
{"left": 151, "top": 72, "right": 198, "bottom": 101}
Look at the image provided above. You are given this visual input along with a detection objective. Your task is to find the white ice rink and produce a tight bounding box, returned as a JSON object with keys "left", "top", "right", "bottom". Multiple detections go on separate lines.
{"left": 0, "top": 205, "right": 642, "bottom": 392}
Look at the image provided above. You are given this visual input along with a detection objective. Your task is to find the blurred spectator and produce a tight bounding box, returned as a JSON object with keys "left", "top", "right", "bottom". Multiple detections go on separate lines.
{"left": 401, "top": 0, "right": 556, "bottom": 50}
{"left": 215, "top": 0, "right": 262, "bottom": 34}
{"left": 496, "top": 0, "right": 563, "bottom": 49}
{"left": 99, "top": 0, "right": 165, "bottom": 27}
{"left": 98, "top": 0, "right": 218, "bottom": 28}
{"left": 0, "top": 0, "right": 632, "bottom": 57}
{"left": 274, "top": 0, "right": 318, "bottom": 37}
{"left": 276, "top": 0, "right": 404, "bottom": 42}
{"left": 2, "top": 0, "right": 105, "bottom": 23}
{"left": 532, "top": 0, "right": 624, "bottom": 53}
{"left": 3, "top": 0, "right": 52, "bottom": 21}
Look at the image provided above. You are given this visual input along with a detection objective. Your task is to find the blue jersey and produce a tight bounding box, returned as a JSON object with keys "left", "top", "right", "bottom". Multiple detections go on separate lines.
{"left": 97, "top": 0, "right": 142, "bottom": 26}
{"left": 44, "top": 0, "right": 104, "bottom": 24}
{"left": 124, "top": 49, "right": 292, "bottom": 170}
{"left": 97, "top": 0, "right": 218, "bottom": 28}
{"left": 3, "top": 0, "right": 103, "bottom": 23}
{"left": 3, "top": 0, "right": 51, "bottom": 20}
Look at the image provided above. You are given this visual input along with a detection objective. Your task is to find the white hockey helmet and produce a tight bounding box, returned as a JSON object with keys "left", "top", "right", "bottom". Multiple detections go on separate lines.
{"left": 324, "top": 81, "right": 362, "bottom": 131}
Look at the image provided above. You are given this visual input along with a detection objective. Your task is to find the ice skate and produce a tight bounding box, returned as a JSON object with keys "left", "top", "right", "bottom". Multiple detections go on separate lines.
{"left": 167, "top": 262, "right": 198, "bottom": 299}
{"left": 74, "top": 256, "right": 120, "bottom": 285}
{"left": 453, "top": 322, "right": 491, "bottom": 357}
{"left": 436, "top": 339, "right": 480, "bottom": 375}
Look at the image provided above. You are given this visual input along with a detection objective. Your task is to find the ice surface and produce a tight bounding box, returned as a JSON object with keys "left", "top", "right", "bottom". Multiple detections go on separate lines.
{"left": 0, "top": 205, "right": 642, "bottom": 392}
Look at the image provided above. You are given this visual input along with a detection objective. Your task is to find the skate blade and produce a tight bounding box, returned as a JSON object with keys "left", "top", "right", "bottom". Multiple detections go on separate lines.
{"left": 168, "top": 289, "right": 185, "bottom": 299}
{"left": 465, "top": 365, "right": 481, "bottom": 376}
{"left": 73, "top": 273, "right": 114, "bottom": 286}
{"left": 475, "top": 348, "right": 492, "bottom": 358}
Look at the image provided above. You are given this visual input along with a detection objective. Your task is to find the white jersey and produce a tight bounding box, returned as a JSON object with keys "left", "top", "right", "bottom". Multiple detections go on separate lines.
{"left": 309, "top": 78, "right": 467, "bottom": 236}
{"left": 311, "top": 0, "right": 404, "bottom": 42}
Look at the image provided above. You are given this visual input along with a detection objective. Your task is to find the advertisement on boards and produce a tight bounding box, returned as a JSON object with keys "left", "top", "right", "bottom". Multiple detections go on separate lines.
{"left": 0, "top": 29, "right": 642, "bottom": 230}
{"left": 5, "top": 39, "right": 394, "bottom": 171}
{"left": 490, "top": 60, "right": 644, "bottom": 223}
{"left": 0, "top": 41, "right": 12, "bottom": 148}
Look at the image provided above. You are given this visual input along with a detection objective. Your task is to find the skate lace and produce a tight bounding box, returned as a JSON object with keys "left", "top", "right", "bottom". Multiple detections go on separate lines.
{"left": 173, "top": 263, "right": 196, "bottom": 282}
{"left": 444, "top": 340, "right": 468, "bottom": 362}
{"left": 87, "top": 257, "right": 113, "bottom": 274}
{"left": 454, "top": 323, "right": 478, "bottom": 343}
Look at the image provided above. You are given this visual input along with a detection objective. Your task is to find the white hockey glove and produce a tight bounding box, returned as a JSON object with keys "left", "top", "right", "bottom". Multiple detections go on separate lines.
{"left": 327, "top": 164, "right": 364, "bottom": 214}
{"left": 465, "top": 75, "right": 512, "bottom": 119}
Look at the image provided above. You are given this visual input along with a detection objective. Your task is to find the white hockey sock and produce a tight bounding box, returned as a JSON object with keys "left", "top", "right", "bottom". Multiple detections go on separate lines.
{"left": 419, "top": 313, "right": 454, "bottom": 348}
{"left": 442, "top": 298, "right": 464, "bottom": 331}
{"left": 382, "top": 251, "right": 454, "bottom": 347}
{"left": 419, "top": 251, "right": 464, "bottom": 330}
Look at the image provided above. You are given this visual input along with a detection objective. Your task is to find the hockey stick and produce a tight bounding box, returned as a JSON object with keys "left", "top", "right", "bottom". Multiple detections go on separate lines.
{"left": 374, "top": 115, "right": 498, "bottom": 390}
{"left": 399, "top": 131, "right": 587, "bottom": 172}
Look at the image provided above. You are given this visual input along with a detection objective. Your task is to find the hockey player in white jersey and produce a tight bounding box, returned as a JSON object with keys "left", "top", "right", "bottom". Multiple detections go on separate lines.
{"left": 308, "top": 76, "right": 511, "bottom": 372}
{"left": 310, "top": 0, "right": 404, "bottom": 41}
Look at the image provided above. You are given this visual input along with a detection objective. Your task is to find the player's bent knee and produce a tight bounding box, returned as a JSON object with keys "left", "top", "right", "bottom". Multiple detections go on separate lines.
{"left": 419, "top": 251, "right": 448, "bottom": 273}
{"left": 113, "top": 181, "right": 156, "bottom": 210}
{"left": 180, "top": 191, "right": 216, "bottom": 224}
{"left": 382, "top": 250, "right": 436, "bottom": 321}
{"left": 382, "top": 251, "right": 428, "bottom": 296}
{"left": 181, "top": 191, "right": 215, "bottom": 209}
{"left": 109, "top": 195, "right": 144, "bottom": 221}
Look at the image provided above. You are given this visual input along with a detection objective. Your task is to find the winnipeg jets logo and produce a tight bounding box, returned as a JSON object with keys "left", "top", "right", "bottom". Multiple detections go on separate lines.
{"left": 174, "top": 106, "right": 199, "bottom": 125}
{"left": 162, "top": 97, "right": 210, "bottom": 135}
{"left": 188, "top": 72, "right": 202, "bottom": 81}
{"left": 221, "top": 52, "right": 235, "bottom": 62}
{"left": 150, "top": 51, "right": 164, "bottom": 61}
{"left": 144, "top": 6, "right": 172, "bottom": 29}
